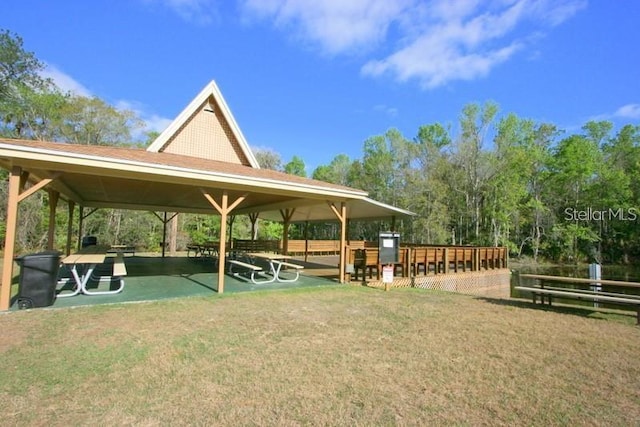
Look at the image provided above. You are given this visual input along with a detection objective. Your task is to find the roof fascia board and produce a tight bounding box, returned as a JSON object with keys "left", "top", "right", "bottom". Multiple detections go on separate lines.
{"left": 361, "top": 197, "right": 417, "bottom": 217}
{"left": 146, "top": 80, "right": 261, "bottom": 168}
{"left": 0, "top": 144, "right": 366, "bottom": 199}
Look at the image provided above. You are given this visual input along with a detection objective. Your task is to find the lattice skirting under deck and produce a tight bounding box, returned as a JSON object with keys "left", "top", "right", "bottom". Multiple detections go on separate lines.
{"left": 361, "top": 269, "right": 512, "bottom": 297}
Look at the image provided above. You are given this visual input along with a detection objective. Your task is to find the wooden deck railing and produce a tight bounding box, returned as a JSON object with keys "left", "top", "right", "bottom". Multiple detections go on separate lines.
{"left": 346, "top": 245, "right": 508, "bottom": 282}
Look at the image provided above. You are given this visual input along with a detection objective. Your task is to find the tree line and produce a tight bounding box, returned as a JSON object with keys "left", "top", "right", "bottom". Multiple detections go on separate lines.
{"left": 1, "top": 29, "right": 639, "bottom": 263}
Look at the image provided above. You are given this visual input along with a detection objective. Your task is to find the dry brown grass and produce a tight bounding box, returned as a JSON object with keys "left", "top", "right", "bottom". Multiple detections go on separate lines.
{"left": 1, "top": 285, "right": 639, "bottom": 426}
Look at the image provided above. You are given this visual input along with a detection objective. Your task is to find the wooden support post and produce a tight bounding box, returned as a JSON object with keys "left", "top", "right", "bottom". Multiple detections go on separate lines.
{"left": 150, "top": 212, "right": 179, "bottom": 257}
{"left": 202, "top": 190, "right": 247, "bottom": 294}
{"left": 66, "top": 201, "right": 75, "bottom": 256}
{"left": 47, "top": 190, "right": 59, "bottom": 250}
{"left": 77, "top": 207, "right": 99, "bottom": 251}
{"left": 279, "top": 208, "right": 295, "bottom": 255}
{"left": 1, "top": 167, "right": 22, "bottom": 311}
{"left": 304, "top": 221, "right": 309, "bottom": 262}
{"left": 218, "top": 194, "right": 229, "bottom": 293}
{"left": 248, "top": 213, "right": 259, "bottom": 240}
{"left": 1, "top": 169, "right": 61, "bottom": 310}
{"left": 162, "top": 212, "right": 167, "bottom": 257}
{"left": 328, "top": 201, "right": 347, "bottom": 284}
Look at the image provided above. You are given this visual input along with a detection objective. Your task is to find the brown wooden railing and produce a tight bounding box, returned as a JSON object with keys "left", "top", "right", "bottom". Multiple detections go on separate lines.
{"left": 346, "top": 245, "right": 508, "bottom": 282}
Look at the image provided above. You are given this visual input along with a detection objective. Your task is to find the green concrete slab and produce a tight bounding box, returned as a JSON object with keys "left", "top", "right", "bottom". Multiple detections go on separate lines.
{"left": 10, "top": 256, "right": 339, "bottom": 310}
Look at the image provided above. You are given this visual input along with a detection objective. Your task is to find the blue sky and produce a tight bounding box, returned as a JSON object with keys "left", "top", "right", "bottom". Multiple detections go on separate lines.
{"left": 1, "top": 0, "right": 639, "bottom": 172}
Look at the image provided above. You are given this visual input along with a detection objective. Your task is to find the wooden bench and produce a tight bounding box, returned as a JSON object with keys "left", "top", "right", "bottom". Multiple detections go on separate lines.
{"left": 353, "top": 248, "right": 380, "bottom": 281}
{"left": 228, "top": 259, "right": 270, "bottom": 284}
{"left": 272, "top": 260, "right": 304, "bottom": 282}
{"left": 514, "top": 273, "right": 640, "bottom": 324}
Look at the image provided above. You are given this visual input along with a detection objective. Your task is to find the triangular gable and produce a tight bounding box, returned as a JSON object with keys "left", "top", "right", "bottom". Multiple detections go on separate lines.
{"left": 147, "top": 80, "right": 260, "bottom": 168}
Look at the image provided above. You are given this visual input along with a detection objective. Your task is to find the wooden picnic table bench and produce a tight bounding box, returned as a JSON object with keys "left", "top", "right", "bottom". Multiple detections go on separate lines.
{"left": 228, "top": 259, "right": 266, "bottom": 284}
{"left": 514, "top": 273, "right": 640, "bottom": 324}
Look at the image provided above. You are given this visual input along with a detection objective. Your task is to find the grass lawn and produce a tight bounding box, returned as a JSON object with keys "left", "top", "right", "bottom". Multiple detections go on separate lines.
{"left": 1, "top": 285, "right": 639, "bottom": 425}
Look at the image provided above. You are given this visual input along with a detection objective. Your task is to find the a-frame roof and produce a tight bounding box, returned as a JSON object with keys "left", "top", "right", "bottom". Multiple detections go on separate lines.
{"left": 146, "top": 80, "right": 260, "bottom": 168}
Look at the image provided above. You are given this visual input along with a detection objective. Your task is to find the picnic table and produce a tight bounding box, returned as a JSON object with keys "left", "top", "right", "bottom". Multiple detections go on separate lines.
{"left": 107, "top": 245, "right": 135, "bottom": 256}
{"left": 58, "top": 246, "right": 126, "bottom": 297}
{"left": 187, "top": 242, "right": 221, "bottom": 260}
{"left": 228, "top": 252, "right": 304, "bottom": 283}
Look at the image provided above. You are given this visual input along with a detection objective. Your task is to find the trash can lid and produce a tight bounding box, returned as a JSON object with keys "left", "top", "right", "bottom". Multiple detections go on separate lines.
{"left": 16, "top": 250, "right": 62, "bottom": 260}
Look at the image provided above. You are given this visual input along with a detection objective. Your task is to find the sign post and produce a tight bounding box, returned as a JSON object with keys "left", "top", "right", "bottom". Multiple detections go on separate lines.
{"left": 379, "top": 232, "right": 400, "bottom": 292}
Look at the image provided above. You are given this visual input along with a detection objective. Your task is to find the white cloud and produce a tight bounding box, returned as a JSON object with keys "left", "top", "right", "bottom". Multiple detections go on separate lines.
{"left": 589, "top": 103, "right": 640, "bottom": 123}
{"left": 41, "top": 64, "right": 92, "bottom": 97}
{"left": 240, "top": 0, "right": 413, "bottom": 54}
{"left": 241, "top": 0, "right": 586, "bottom": 89}
{"left": 373, "top": 104, "right": 399, "bottom": 118}
{"left": 363, "top": 0, "right": 585, "bottom": 88}
{"left": 142, "top": 0, "right": 218, "bottom": 25}
{"left": 39, "top": 65, "right": 172, "bottom": 140}
{"left": 613, "top": 104, "right": 640, "bottom": 120}
{"left": 115, "top": 100, "right": 173, "bottom": 138}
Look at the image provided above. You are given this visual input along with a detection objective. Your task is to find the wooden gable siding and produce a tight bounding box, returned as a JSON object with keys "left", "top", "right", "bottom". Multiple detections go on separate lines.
{"left": 159, "top": 96, "right": 251, "bottom": 166}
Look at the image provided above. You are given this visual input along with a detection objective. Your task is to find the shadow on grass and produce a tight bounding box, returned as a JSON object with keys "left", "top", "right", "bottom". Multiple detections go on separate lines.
{"left": 475, "top": 295, "right": 638, "bottom": 325}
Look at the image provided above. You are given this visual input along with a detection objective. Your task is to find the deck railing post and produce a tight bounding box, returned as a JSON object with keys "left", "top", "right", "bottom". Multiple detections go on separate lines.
{"left": 443, "top": 248, "right": 450, "bottom": 274}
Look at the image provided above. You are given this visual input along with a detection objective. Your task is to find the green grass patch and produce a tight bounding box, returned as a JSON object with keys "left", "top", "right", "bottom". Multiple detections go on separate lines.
{"left": 1, "top": 286, "right": 639, "bottom": 425}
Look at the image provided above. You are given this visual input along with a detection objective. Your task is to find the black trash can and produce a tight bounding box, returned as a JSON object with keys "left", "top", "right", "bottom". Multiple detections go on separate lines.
{"left": 81, "top": 236, "right": 97, "bottom": 248}
{"left": 15, "top": 251, "right": 62, "bottom": 309}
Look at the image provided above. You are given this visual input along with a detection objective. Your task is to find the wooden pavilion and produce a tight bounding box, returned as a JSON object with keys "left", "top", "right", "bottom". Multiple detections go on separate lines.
{"left": 0, "top": 80, "right": 413, "bottom": 310}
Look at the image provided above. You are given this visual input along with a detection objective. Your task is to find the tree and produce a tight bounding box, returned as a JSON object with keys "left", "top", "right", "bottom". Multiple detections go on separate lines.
{"left": 0, "top": 83, "right": 70, "bottom": 140}
{"left": 547, "top": 134, "right": 602, "bottom": 261}
{"left": 486, "top": 114, "right": 533, "bottom": 249}
{"left": 283, "top": 155, "right": 306, "bottom": 177}
{"left": 60, "top": 96, "right": 142, "bottom": 145}
{"left": 253, "top": 148, "right": 282, "bottom": 170}
{"left": 452, "top": 101, "right": 498, "bottom": 243}
{"left": 0, "top": 29, "right": 64, "bottom": 140}
{"left": 597, "top": 124, "right": 640, "bottom": 262}
{"left": 408, "top": 123, "right": 452, "bottom": 243}
{"left": 0, "top": 29, "right": 47, "bottom": 97}
{"left": 312, "top": 154, "right": 352, "bottom": 185}
{"left": 521, "top": 123, "right": 557, "bottom": 261}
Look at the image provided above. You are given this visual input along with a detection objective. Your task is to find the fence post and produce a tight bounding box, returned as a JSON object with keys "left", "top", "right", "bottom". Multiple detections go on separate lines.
{"left": 510, "top": 270, "right": 519, "bottom": 298}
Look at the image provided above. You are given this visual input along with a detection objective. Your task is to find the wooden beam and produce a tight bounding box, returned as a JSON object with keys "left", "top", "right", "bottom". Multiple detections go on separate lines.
{"left": 1, "top": 166, "right": 22, "bottom": 310}
{"left": 17, "top": 172, "right": 61, "bottom": 203}
{"left": 151, "top": 211, "right": 178, "bottom": 223}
